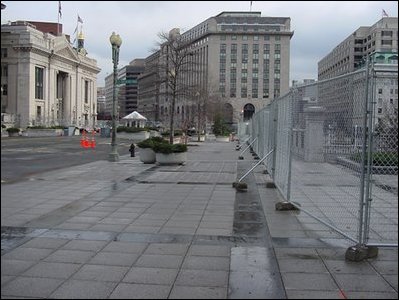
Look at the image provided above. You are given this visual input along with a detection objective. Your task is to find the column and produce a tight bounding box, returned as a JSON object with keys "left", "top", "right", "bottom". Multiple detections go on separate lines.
{"left": 304, "top": 106, "right": 326, "bottom": 162}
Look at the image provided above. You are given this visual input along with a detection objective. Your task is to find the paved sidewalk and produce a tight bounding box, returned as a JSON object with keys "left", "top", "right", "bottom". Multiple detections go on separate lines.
{"left": 1, "top": 141, "right": 398, "bottom": 299}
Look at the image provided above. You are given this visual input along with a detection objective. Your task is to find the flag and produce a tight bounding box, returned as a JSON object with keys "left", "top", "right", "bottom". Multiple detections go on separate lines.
{"left": 78, "top": 15, "right": 83, "bottom": 23}
{"left": 58, "top": 1, "right": 62, "bottom": 18}
{"left": 382, "top": 9, "right": 388, "bottom": 17}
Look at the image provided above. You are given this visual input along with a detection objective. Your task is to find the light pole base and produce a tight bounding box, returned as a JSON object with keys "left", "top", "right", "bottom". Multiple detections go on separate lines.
{"left": 108, "top": 152, "right": 119, "bottom": 162}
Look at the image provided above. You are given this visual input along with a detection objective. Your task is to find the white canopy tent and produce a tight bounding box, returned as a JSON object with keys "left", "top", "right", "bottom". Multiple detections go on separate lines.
{"left": 122, "top": 111, "right": 147, "bottom": 128}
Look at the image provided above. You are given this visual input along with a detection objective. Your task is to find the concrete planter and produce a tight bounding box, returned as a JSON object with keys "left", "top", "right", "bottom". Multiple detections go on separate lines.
{"left": 138, "top": 148, "right": 156, "bottom": 164}
{"left": 24, "top": 129, "right": 63, "bottom": 137}
{"left": 190, "top": 135, "right": 205, "bottom": 142}
{"left": 215, "top": 136, "right": 230, "bottom": 142}
{"left": 7, "top": 131, "right": 20, "bottom": 137}
{"left": 156, "top": 152, "right": 187, "bottom": 165}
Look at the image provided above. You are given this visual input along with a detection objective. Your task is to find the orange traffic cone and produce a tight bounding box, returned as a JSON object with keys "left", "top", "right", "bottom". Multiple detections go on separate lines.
{"left": 83, "top": 135, "right": 90, "bottom": 148}
{"left": 91, "top": 136, "right": 96, "bottom": 148}
{"left": 80, "top": 131, "right": 85, "bottom": 147}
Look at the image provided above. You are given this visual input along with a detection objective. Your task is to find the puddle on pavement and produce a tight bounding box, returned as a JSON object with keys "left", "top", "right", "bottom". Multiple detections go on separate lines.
{"left": 234, "top": 211, "right": 262, "bottom": 222}
{"left": 1, "top": 227, "right": 47, "bottom": 254}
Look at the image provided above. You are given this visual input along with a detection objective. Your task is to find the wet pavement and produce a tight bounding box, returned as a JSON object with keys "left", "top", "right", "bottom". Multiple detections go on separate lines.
{"left": 1, "top": 140, "right": 398, "bottom": 299}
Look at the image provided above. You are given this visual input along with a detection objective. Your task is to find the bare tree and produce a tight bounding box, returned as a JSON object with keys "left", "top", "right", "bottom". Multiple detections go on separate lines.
{"left": 155, "top": 29, "right": 198, "bottom": 144}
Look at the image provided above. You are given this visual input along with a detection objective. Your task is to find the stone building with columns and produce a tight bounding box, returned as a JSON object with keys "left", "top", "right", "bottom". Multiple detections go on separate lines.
{"left": 1, "top": 21, "right": 100, "bottom": 129}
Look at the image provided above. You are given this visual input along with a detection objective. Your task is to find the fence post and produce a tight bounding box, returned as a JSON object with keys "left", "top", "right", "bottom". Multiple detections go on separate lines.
{"left": 346, "top": 55, "right": 379, "bottom": 261}
{"left": 363, "top": 58, "right": 376, "bottom": 246}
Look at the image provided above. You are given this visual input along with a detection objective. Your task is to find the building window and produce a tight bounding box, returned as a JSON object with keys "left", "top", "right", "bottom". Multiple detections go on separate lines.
{"left": 220, "top": 35, "right": 226, "bottom": 40}
{"left": 274, "top": 49, "right": 281, "bottom": 59}
{"left": 230, "top": 87, "right": 236, "bottom": 98}
{"left": 242, "top": 36, "right": 248, "bottom": 41}
{"left": 241, "top": 86, "right": 247, "bottom": 98}
{"left": 36, "top": 106, "right": 42, "bottom": 121}
{"left": 381, "top": 40, "right": 393, "bottom": 46}
{"left": 35, "top": 67, "right": 44, "bottom": 99}
{"left": 231, "top": 35, "right": 237, "bottom": 40}
{"left": 220, "top": 62, "right": 226, "bottom": 72}
{"left": 275, "top": 36, "right": 281, "bottom": 41}
{"left": 231, "top": 44, "right": 237, "bottom": 53}
{"left": 85, "top": 80, "right": 89, "bottom": 103}
{"left": 275, "top": 61, "right": 281, "bottom": 70}
{"left": 1, "top": 48, "right": 7, "bottom": 58}
{"left": 252, "top": 90, "right": 258, "bottom": 98}
{"left": 381, "top": 31, "right": 393, "bottom": 37}
{"left": 1, "top": 84, "right": 7, "bottom": 96}
{"left": 2, "top": 65, "right": 7, "bottom": 77}
{"left": 254, "top": 35, "right": 259, "bottom": 41}
{"left": 220, "top": 43, "right": 226, "bottom": 52}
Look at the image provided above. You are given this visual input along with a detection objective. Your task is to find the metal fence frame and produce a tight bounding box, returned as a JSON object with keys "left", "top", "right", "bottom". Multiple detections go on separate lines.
{"left": 239, "top": 56, "right": 398, "bottom": 250}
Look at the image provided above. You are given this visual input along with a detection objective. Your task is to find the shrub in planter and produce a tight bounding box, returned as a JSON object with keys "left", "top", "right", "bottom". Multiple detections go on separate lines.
{"left": 6, "top": 127, "right": 20, "bottom": 133}
{"left": 153, "top": 142, "right": 187, "bottom": 165}
{"left": 7, "top": 127, "right": 20, "bottom": 136}
{"left": 153, "top": 142, "right": 187, "bottom": 154}
{"left": 137, "top": 136, "right": 168, "bottom": 164}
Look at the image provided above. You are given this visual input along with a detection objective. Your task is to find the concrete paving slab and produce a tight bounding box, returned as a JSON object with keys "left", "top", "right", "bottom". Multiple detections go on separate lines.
{"left": 44, "top": 249, "right": 95, "bottom": 264}
{"left": 72, "top": 264, "right": 129, "bottom": 282}
{"left": 1, "top": 259, "right": 37, "bottom": 276}
{"left": 169, "top": 286, "right": 227, "bottom": 299}
{"left": 1, "top": 276, "right": 63, "bottom": 298}
{"left": 50, "top": 279, "right": 117, "bottom": 299}
{"left": 88, "top": 252, "right": 139, "bottom": 266}
{"left": 281, "top": 273, "right": 338, "bottom": 291}
{"left": 175, "top": 269, "right": 228, "bottom": 287}
{"left": 134, "top": 254, "right": 184, "bottom": 269}
{"left": 122, "top": 267, "right": 178, "bottom": 285}
{"left": 109, "top": 283, "right": 171, "bottom": 299}
{"left": 21, "top": 261, "right": 81, "bottom": 279}
{"left": 182, "top": 256, "right": 230, "bottom": 271}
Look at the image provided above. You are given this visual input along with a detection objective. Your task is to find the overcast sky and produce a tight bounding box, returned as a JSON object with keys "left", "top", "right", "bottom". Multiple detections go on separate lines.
{"left": 2, "top": 1, "right": 398, "bottom": 86}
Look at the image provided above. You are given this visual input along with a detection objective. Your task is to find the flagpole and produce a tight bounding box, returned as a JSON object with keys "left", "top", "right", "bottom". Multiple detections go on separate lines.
{"left": 57, "top": 1, "right": 61, "bottom": 36}
{"left": 57, "top": 4, "right": 59, "bottom": 36}
{"left": 76, "top": 15, "right": 79, "bottom": 47}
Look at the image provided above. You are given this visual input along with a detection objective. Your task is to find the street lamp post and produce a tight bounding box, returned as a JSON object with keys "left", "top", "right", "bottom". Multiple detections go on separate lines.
{"left": 196, "top": 91, "right": 201, "bottom": 142}
{"left": 109, "top": 32, "right": 122, "bottom": 162}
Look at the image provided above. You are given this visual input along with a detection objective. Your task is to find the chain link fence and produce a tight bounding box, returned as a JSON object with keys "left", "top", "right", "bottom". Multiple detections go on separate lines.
{"left": 240, "top": 58, "right": 398, "bottom": 248}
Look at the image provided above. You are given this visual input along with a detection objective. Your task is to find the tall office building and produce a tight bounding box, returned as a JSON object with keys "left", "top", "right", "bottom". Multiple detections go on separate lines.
{"left": 318, "top": 17, "right": 398, "bottom": 80}
{"left": 104, "top": 59, "right": 145, "bottom": 119}
{"left": 139, "top": 11, "right": 293, "bottom": 129}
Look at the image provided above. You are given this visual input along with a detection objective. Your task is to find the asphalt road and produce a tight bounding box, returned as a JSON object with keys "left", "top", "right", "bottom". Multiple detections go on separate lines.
{"left": 1, "top": 135, "right": 132, "bottom": 183}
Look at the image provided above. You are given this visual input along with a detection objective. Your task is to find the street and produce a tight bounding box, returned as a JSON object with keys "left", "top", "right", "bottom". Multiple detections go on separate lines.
{"left": 1, "top": 136, "right": 132, "bottom": 183}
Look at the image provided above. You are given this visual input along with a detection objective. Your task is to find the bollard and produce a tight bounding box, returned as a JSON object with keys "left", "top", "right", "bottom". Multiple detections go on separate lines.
{"left": 129, "top": 143, "right": 135, "bottom": 157}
